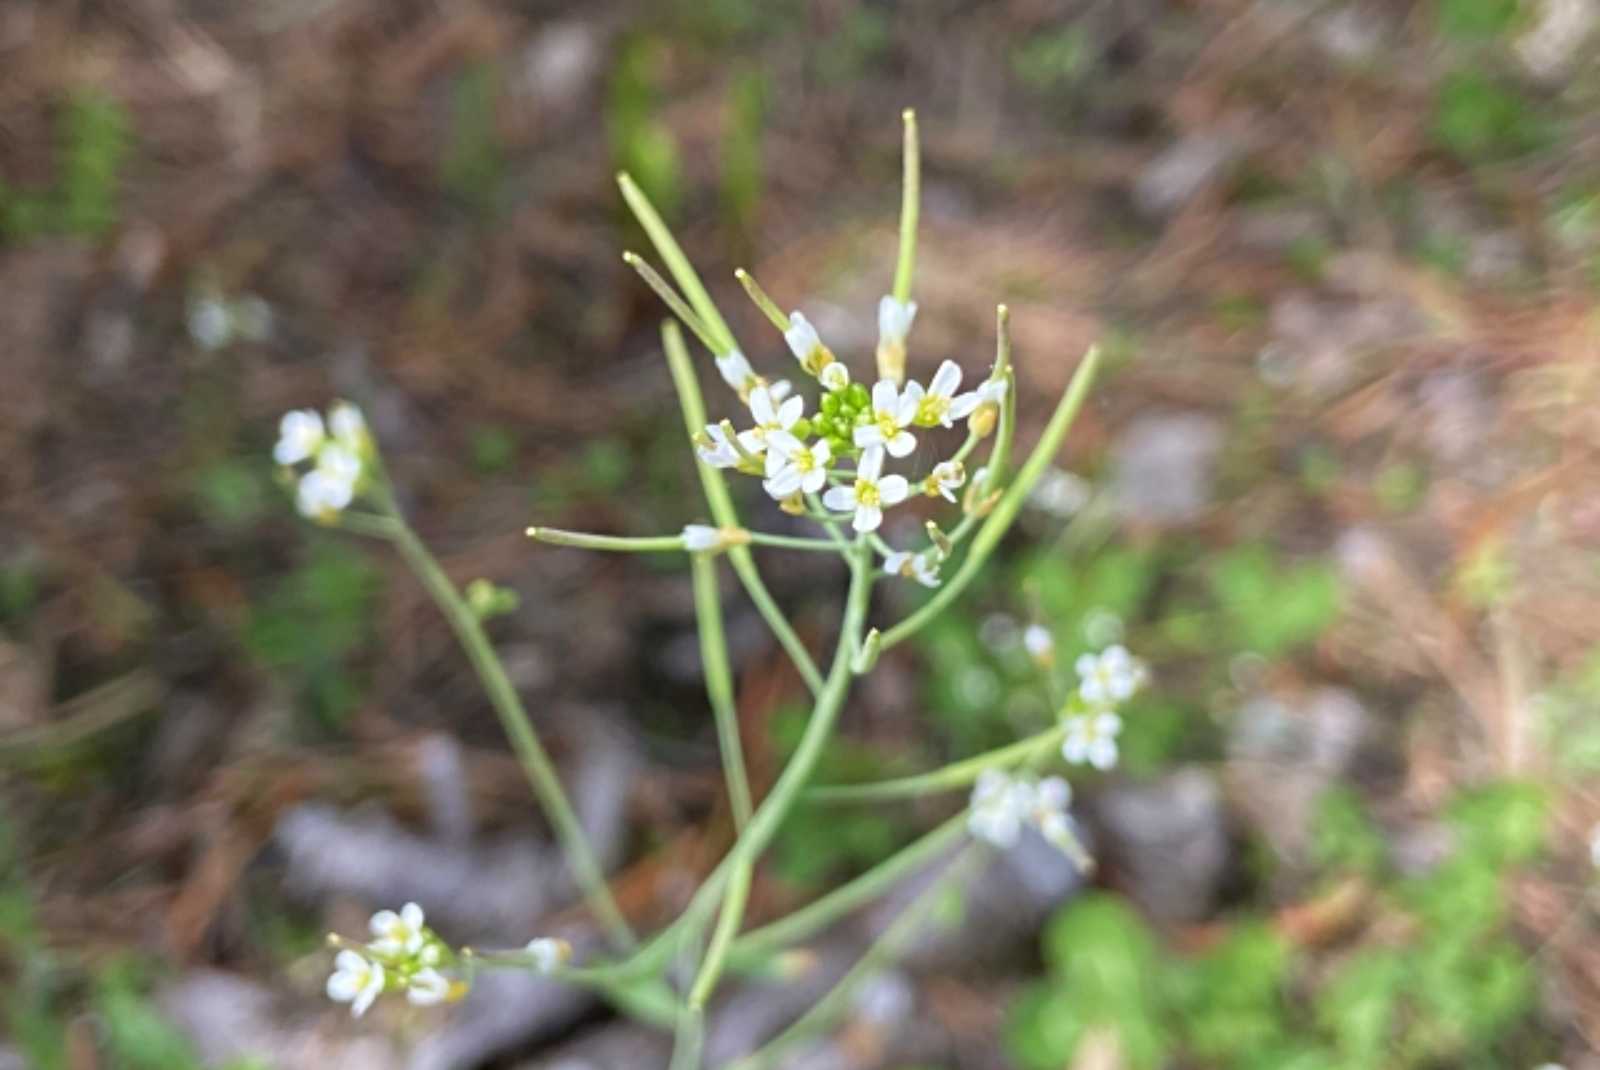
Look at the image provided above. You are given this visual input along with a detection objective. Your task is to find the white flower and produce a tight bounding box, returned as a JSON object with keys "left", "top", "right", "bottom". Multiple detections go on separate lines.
{"left": 694, "top": 423, "right": 746, "bottom": 469}
{"left": 1028, "top": 468, "right": 1090, "bottom": 518}
{"left": 682, "top": 524, "right": 749, "bottom": 553}
{"left": 904, "top": 360, "right": 968, "bottom": 429}
{"left": 883, "top": 549, "right": 940, "bottom": 588}
{"left": 1023, "top": 624, "right": 1055, "bottom": 665}
{"left": 823, "top": 446, "right": 909, "bottom": 533}
{"left": 326, "top": 950, "right": 385, "bottom": 1018}
{"left": 1076, "top": 645, "right": 1147, "bottom": 707}
{"left": 951, "top": 377, "right": 1006, "bottom": 426}
{"left": 784, "top": 311, "right": 836, "bottom": 377}
{"left": 404, "top": 967, "right": 451, "bottom": 1006}
{"left": 746, "top": 384, "right": 804, "bottom": 451}
{"left": 274, "top": 409, "right": 325, "bottom": 465}
{"left": 526, "top": 937, "right": 571, "bottom": 974}
{"left": 328, "top": 402, "right": 367, "bottom": 451}
{"left": 296, "top": 468, "right": 355, "bottom": 519}
{"left": 968, "top": 770, "right": 1034, "bottom": 848}
{"left": 763, "top": 431, "right": 832, "bottom": 498}
{"left": 924, "top": 459, "right": 965, "bottom": 502}
{"left": 767, "top": 379, "right": 794, "bottom": 403}
{"left": 1590, "top": 822, "right": 1600, "bottom": 869}
{"left": 820, "top": 361, "right": 850, "bottom": 392}
{"left": 852, "top": 379, "right": 919, "bottom": 458}
{"left": 1062, "top": 712, "right": 1122, "bottom": 770}
{"left": 878, "top": 295, "right": 917, "bottom": 345}
{"left": 715, "top": 349, "right": 759, "bottom": 395}
{"left": 369, "top": 902, "right": 427, "bottom": 957}
{"left": 189, "top": 296, "right": 232, "bottom": 351}
{"left": 1032, "top": 776, "right": 1072, "bottom": 824}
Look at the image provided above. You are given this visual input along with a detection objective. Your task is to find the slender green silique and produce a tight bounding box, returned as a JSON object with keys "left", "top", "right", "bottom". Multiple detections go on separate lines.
{"left": 734, "top": 268, "right": 792, "bottom": 333}
{"left": 893, "top": 109, "right": 920, "bottom": 304}
{"left": 383, "top": 516, "right": 636, "bottom": 950}
{"left": 662, "top": 321, "right": 827, "bottom": 694}
{"left": 880, "top": 345, "right": 1102, "bottom": 652}
{"left": 527, "top": 528, "right": 686, "bottom": 552}
{"left": 622, "top": 252, "right": 722, "bottom": 355}
{"left": 730, "top": 849, "right": 979, "bottom": 1070}
{"left": 728, "top": 810, "right": 968, "bottom": 967}
{"left": 693, "top": 552, "right": 752, "bottom": 827}
{"left": 805, "top": 724, "right": 1066, "bottom": 804}
{"left": 619, "top": 173, "right": 737, "bottom": 355}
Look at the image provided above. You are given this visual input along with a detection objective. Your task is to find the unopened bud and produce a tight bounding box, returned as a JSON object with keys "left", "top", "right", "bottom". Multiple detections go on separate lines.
{"left": 779, "top": 492, "right": 806, "bottom": 516}
{"left": 969, "top": 403, "right": 998, "bottom": 438}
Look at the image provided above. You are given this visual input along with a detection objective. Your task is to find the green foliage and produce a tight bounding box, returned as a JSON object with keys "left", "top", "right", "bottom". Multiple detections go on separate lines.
{"left": 94, "top": 959, "right": 206, "bottom": 1070}
{"left": 1206, "top": 544, "right": 1339, "bottom": 658}
{"left": 1011, "top": 781, "right": 1546, "bottom": 1069}
{"left": 1, "top": 88, "right": 132, "bottom": 242}
{"left": 1536, "top": 647, "right": 1600, "bottom": 772}
{"left": 609, "top": 38, "right": 682, "bottom": 221}
{"left": 1435, "top": 0, "right": 1523, "bottom": 40}
{"left": 813, "top": 8, "right": 890, "bottom": 84}
{"left": 469, "top": 424, "right": 517, "bottom": 475}
{"left": 245, "top": 537, "right": 383, "bottom": 729}
{"left": 193, "top": 459, "right": 271, "bottom": 531}
{"left": 720, "top": 69, "right": 767, "bottom": 238}
{"left": 1432, "top": 71, "right": 1548, "bottom": 163}
{"left": 1011, "top": 26, "right": 1094, "bottom": 93}
{"left": 441, "top": 60, "right": 506, "bottom": 215}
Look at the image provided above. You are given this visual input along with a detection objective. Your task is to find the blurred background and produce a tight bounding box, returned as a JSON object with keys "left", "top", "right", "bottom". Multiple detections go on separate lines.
{"left": 3, "top": 0, "right": 1600, "bottom": 1067}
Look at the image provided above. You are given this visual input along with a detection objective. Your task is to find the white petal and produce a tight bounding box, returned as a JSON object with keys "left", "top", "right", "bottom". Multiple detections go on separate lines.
{"left": 777, "top": 395, "right": 804, "bottom": 428}
{"left": 852, "top": 504, "right": 883, "bottom": 533}
{"left": 877, "top": 295, "right": 916, "bottom": 341}
{"left": 526, "top": 937, "right": 568, "bottom": 974}
{"left": 766, "top": 468, "right": 803, "bottom": 498}
{"left": 800, "top": 467, "right": 828, "bottom": 495}
{"left": 948, "top": 392, "right": 982, "bottom": 420}
{"left": 853, "top": 425, "right": 886, "bottom": 449}
{"left": 886, "top": 431, "right": 917, "bottom": 458}
{"left": 1089, "top": 739, "right": 1118, "bottom": 770}
{"left": 328, "top": 402, "right": 366, "bottom": 445}
{"left": 894, "top": 382, "right": 923, "bottom": 426}
{"left": 1074, "top": 653, "right": 1097, "bottom": 678}
{"left": 871, "top": 379, "right": 899, "bottom": 416}
{"left": 716, "top": 351, "right": 754, "bottom": 391}
{"left": 400, "top": 903, "right": 425, "bottom": 929}
{"left": 810, "top": 439, "right": 833, "bottom": 466}
{"left": 822, "top": 486, "right": 857, "bottom": 512}
{"left": 858, "top": 446, "right": 885, "bottom": 481}
{"left": 767, "top": 429, "right": 803, "bottom": 458}
{"left": 883, "top": 552, "right": 910, "bottom": 576}
{"left": 929, "top": 361, "right": 962, "bottom": 399}
{"left": 367, "top": 911, "right": 398, "bottom": 937}
{"left": 877, "top": 475, "right": 910, "bottom": 505}
{"left": 768, "top": 379, "right": 793, "bottom": 402}
{"left": 820, "top": 363, "right": 850, "bottom": 391}
{"left": 784, "top": 314, "right": 819, "bottom": 360}
{"left": 406, "top": 968, "right": 450, "bottom": 1006}
{"left": 1096, "top": 713, "right": 1123, "bottom": 737}
{"left": 1035, "top": 777, "right": 1072, "bottom": 812}
{"left": 749, "top": 386, "right": 775, "bottom": 425}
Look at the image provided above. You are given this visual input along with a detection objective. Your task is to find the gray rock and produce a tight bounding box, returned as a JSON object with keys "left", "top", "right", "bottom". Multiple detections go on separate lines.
{"left": 1133, "top": 134, "right": 1240, "bottom": 219}
{"left": 1109, "top": 412, "right": 1224, "bottom": 526}
{"left": 1089, "top": 768, "right": 1231, "bottom": 922}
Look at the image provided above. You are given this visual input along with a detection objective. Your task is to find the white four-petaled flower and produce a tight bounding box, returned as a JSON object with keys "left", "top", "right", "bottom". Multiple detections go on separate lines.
{"left": 904, "top": 360, "right": 971, "bottom": 428}
{"left": 784, "top": 311, "right": 835, "bottom": 377}
{"left": 715, "top": 350, "right": 759, "bottom": 396}
{"left": 823, "top": 446, "right": 909, "bottom": 533}
{"left": 326, "top": 950, "right": 386, "bottom": 1018}
{"left": 1062, "top": 712, "right": 1122, "bottom": 770}
{"left": 852, "top": 379, "right": 919, "bottom": 458}
{"left": 328, "top": 401, "right": 368, "bottom": 451}
{"left": 1075, "top": 645, "right": 1147, "bottom": 707}
{"left": 968, "top": 770, "right": 1034, "bottom": 849}
{"left": 954, "top": 377, "right": 1007, "bottom": 432}
{"left": 369, "top": 902, "right": 427, "bottom": 957}
{"left": 746, "top": 384, "right": 804, "bottom": 452}
{"left": 763, "top": 431, "right": 832, "bottom": 498}
{"left": 883, "top": 549, "right": 940, "bottom": 588}
{"left": 694, "top": 423, "right": 748, "bottom": 469}
{"left": 405, "top": 967, "right": 451, "bottom": 1006}
{"left": 1023, "top": 624, "right": 1055, "bottom": 665}
{"left": 275, "top": 409, "right": 325, "bottom": 465}
{"left": 925, "top": 460, "right": 965, "bottom": 502}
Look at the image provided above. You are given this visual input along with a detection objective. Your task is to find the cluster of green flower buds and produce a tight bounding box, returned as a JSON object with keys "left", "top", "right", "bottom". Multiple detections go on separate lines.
{"left": 811, "top": 382, "right": 875, "bottom": 459}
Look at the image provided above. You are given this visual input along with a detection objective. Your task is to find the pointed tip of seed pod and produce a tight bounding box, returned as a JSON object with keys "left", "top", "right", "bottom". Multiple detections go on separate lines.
{"left": 525, "top": 526, "right": 540, "bottom": 539}
{"left": 734, "top": 267, "right": 751, "bottom": 281}
{"left": 902, "top": 107, "right": 916, "bottom": 122}
{"left": 997, "top": 304, "right": 1009, "bottom": 321}
{"left": 621, "top": 251, "right": 640, "bottom": 265}
{"left": 615, "top": 171, "right": 632, "bottom": 186}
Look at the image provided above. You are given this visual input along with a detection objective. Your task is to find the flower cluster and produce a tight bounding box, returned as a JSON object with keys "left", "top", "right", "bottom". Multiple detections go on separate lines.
{"left": 1059, "top": 644, "right": 1149, "bottom": 771}
{"left": 968, "top": 770, "right": 1076, "bottom": 854}
{"left": 691, "top": 300, "right": 1008, "bottom": 583}
{"left": 273, "top": 401, "right": 371, "bottom": 522}
{"left": 325, "top": 902, "right": 570, "bottom": 1018}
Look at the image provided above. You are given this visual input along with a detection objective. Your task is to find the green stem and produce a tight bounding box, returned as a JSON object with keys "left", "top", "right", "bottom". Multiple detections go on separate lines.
{"left": 734, "top": 268, "right": 792, "bottom": 334}
{"left": 693, "top": 553, "right": 752, "bottom": 827}
{"left": 663, "top": 321, "right": 826, "bottom": 694}
{"left": 730, "top": 849, "right": 978, "bottom": 1070}
{"left": 620, "top": 174, "right": 737, "bottom": 355}
{"left": 528, "top": 527, "right": 685, "bottom": 552}
{"left": 746, "top": 532, "right": 842, "bottom": 553}
{"left": 385, "top": 518, "right": 635, "bottom": 949}
{"left": 804, "top": 725, "right": 1065, "bottom": 804}
{"left": 893, "top": 109, "right": 920, "bottom": 304}
{"left": 728, "top": 811, "right": 967, "bottom": 966}
{"left": 880, "top": 345, "right": 1101, "bottom": 652}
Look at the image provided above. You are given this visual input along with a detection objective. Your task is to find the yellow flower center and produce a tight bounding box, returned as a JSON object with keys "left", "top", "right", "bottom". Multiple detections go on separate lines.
{"left": 792, "top": 448, "right": 816, "bottom": 473}
{"left": 854, "top": 478, "right": 881, "bottom": 508}
{"left": 916, "top": 396, "right": 949, "bottom": 426}
{"left": 874, "top": 411, "right": 900, "bottom": 439}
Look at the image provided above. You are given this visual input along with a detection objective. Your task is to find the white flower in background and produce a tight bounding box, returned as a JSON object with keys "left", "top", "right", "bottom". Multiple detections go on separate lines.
{"left": 274, "top": 409, "right": 325, "bottom": 465}
{"left": 404, "top": 967, "right": 451, "bottom": 1006}
{"left": 296, "top": 468, "right": 355, "bottom": 520}
{"left": 763, "top": 431, "right": 832, "bottom": 498}
{"left": 876, "top": 295, "right": 917, "bottom": 383}
{"left": 682, "top": 524, "right": 749, "bottom": 553}
{"left": 1023, "top": 624, "right": 1055, "bottom": 666}
{"left": 820, "top": 361, "right": 850, "bottom": 392}
{"left": 188, "top": 295, "right": 233, "bottom": 351}
{"left": 715, "top": 349, "right": 759, "bottom": 396}
{"left": 369, "top": 902, "right": 427, "bottom": 957}
{"left": 968, "top": 770, "right": 1034, "bottom": 848}
{"left": 767, "top": 379, "right": 794, "bottom": 403}
{"left": 1030, "top": 776, "right": 1074, "bottom": 848}
{"left": 853, "top": 379, "right": 919, "bottom": 458}
{"left": 328, "top": 401, "right": 368, "bottom": 452}
{"left": 1062, "top": 712, "right": 1122, "bottom": 770}
{"left": 526, "top": 937, "right": 571, "bottom": 974}
{"left": 823, "top": 445, "right": 909, "bottom": 533}
{"left": 883, "top": 549, "right": 940, "bottom": 588}
{"left": 1076, "top": 645, "right": 1147, "bottom": 707}
{"left": 924, "top": 459, "right": 965, "bottom": 502}
{"left": 746, "top": 384, "right": 804, "bottom": 452}
{"left": 1589, "top": 821, "right": 1600, "bottom": 869}
{"left": 1028, "top": 468, "right": 1090, "bottom": 518}
{"left": 326, "top": 950, "right": 385, "bottom": 1018}
{"left": 784, "top": 311, "right": 836, "bottom": 377}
